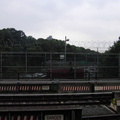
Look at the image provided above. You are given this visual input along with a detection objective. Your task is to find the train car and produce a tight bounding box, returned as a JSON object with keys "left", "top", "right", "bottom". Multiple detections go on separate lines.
{"left": 47, "top": 67, "right": 84, "bottom": 79}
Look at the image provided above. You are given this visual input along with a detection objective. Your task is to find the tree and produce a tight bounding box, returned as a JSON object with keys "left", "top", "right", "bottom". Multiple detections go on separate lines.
{"left": 101, "top": 37, "right": 120, "bottom": 78}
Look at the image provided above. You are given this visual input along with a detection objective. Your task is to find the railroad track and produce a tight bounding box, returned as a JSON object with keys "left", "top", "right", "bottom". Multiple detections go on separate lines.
{"left": 0, "top": 92, "right": 113, "bottom": 106}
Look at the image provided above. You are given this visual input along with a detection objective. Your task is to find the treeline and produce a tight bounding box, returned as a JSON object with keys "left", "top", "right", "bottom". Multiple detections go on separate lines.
{"left": 0, "top": 28, "right": 96, "bottom": 53}
{"left": 0, "top": 28, "right": 120, "bottom": 78}
{"left": 1, "top": 28, "right": 120, "bottom": 53}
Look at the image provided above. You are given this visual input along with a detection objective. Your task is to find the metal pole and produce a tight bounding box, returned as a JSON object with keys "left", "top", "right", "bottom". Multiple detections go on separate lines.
{"left": 25, "top": 50, "right": 27, "bottom": 75}
{"left": 119, "top": 53, "right": 120, "bottom": 79}
{"left": 65, "top": 36, "right": 67, "bottom": 63}
{"left": 74, "top": 54, "right": 76, "bottom": 79}
{"left": 65, "top": 36, "right": 69, "bottom": 64}
{"left": 50, "top": 52, "right": 52, "bottom": 80}
{"left": 96, "top": 48, "right": 99, "bottom": 80}
{"left": 0, "top": 50, "right": 2, "bottom": 79}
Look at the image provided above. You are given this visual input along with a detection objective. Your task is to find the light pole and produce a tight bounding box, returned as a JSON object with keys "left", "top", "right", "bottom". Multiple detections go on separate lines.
{"left": 65, "top": 36, "right": 69, "bottom": 63}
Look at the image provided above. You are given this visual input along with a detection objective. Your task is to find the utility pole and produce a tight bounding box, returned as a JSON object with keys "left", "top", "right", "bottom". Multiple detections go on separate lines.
{"left": 65, "top": 36, "right": 69, "bottom": 63}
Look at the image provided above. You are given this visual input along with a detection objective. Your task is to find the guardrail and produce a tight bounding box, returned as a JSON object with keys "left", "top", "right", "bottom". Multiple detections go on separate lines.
{"left": 0, "top": 81, "right": 120, "bottom": 94}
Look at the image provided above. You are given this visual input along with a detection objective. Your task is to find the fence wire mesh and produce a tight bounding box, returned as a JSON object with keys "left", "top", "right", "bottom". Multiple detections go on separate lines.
{"left": 0, "top": 51, "right": 119, "bottom": 80}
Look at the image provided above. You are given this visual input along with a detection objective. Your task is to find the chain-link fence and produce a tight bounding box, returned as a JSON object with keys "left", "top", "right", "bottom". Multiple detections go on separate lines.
{"left": 0, "top": 51, "right": 119, "bottom": 80}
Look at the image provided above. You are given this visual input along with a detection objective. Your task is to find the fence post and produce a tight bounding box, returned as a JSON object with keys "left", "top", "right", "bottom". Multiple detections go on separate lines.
{"left": 96, "top": 53, "right": 99, "bottom": 80}
{"left": 50, "top": 52, "right": 52, "bottom": 80}
{"left": 0, "top": 50, "right": 2, "bottom": 79}
{"left": 25, "top": 50, "right": 27, "bottom": 75}
{"left": 74, "top": 54, "right": 76, "bottom": 79}
{"left": 18, "top": 72, "right": 19, "bottom": 81}
{"left": 119, "top": 53, "right": 120, "bottom": 79}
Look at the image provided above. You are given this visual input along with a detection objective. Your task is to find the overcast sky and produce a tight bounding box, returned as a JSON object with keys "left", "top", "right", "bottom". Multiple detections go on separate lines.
{"left": 1, "top": 0, "right": 120, "bottom": 52}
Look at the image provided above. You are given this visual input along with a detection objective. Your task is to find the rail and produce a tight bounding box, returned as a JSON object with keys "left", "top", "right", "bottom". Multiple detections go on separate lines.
{"left": 82, "top": 114, "right": 120, "bottom": 120}
{"left": 0, "top": 92, "right": 113, "bottom": 106}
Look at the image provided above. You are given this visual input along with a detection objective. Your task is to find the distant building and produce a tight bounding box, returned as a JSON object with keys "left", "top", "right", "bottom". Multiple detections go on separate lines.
{"left": 47, "top": 35, "right": 53, "bottom": 40}
{"left": 119, "top": 36, "right": 120, "bottom": 41}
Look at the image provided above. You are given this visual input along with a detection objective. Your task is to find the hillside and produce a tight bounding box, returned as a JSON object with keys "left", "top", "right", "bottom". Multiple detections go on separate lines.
{"left": 0, "top": 28, "right": 96, "bottom": 53}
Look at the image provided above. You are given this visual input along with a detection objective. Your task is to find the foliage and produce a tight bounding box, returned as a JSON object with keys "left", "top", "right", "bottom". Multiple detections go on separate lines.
{"left": 0, "top": 28, "right": 97, "bottom": 53}
{"left": 0, "top": 28, "right": 120, "bottom": 78}
{"left": 101, "top": 37, "right": 120, "bottom": 78}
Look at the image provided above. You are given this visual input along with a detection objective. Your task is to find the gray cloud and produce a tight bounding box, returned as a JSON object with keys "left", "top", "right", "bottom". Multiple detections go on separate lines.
{"left": 0, "top": 0, "right": 120, "bottom": 52}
